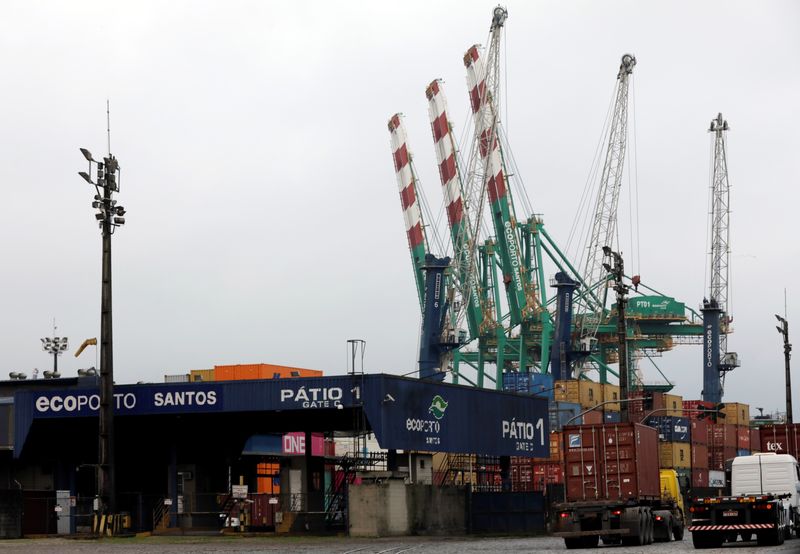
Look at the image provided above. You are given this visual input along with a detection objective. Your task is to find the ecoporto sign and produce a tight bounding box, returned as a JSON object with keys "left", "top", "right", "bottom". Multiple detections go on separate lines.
{"left": 30, "top": 385, "right": 223, "bottom": 418}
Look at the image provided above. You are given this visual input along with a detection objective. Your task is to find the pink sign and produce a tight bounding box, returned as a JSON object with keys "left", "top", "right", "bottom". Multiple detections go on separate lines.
{"left": 282, "top": 432, "right": 324, "bottom": 456}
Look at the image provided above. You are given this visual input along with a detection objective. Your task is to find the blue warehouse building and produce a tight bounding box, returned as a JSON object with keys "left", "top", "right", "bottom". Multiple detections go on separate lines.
{"left": 0, "top": 373, "right": 548, "bottom": 536}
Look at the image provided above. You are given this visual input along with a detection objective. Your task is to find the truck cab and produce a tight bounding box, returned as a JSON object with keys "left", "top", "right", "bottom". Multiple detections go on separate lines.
{"left": 732, "top": 453, "right": 800, "bottom": 537}
{"left": 689, "top": 453, "right": 800, "bottom": 548}
{"left": 653, "top": 469, "right": 685, "bottom": 542}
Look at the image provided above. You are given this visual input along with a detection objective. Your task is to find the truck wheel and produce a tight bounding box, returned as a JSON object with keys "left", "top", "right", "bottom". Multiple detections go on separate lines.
{"left": 757, "top": 528, "right": 783, "bottom": 547}
{"left": 672, "top": 522, "right": 684, "bottom": 541}
{"left": 563, "top": 537, "right": 583, "bottom": 550}
{"left": 580, "top": 535, "right": 599, "bottom": 548}
{"left": 644, "top": 509, "right": 654, "bottom": 545}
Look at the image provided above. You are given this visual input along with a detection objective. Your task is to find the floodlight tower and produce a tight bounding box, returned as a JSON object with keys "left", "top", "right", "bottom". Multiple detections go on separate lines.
{"left": 41, "top": 333, "right": 68, "bottom": 376}
{"left": 77, "top": 126, "right": 126, "bottom": 516}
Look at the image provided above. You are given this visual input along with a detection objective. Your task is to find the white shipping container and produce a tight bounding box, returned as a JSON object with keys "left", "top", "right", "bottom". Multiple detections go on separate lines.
{"left": 164, "top": 374, "right": 189, "bottom": 383}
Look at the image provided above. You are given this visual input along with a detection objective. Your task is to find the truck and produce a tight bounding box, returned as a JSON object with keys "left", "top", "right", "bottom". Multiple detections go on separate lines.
{"left": 688, "top": 452, "right": 800, "bottom": 548}
{"left": 551, "top": 423, "right": 686, "bottom": 549}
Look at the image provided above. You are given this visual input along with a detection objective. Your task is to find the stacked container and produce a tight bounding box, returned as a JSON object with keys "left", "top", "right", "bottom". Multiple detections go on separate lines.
{"left": 759, "top": 424, "right": 800, "bottom": 458}
{"left": 555, "top": 379, "right": 603, "bottom": 409}
{"left": 646, "top": 415, "right": 691, "bottom": 470}
{"left": 502, "top": 372, "right": 554, "bottom": 398}
{"left": 549, "top": 402, "right": 582, "bottom": 431}
{"left": 707, "top": 423, "right": 737, "bottom": 470}
{"left": 690, "top": 418, "right": 709, "bottom": 488}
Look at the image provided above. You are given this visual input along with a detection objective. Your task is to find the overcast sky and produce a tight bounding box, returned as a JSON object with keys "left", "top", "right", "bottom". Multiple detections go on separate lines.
{"left": 1, "top": 1, "right": 798, "bottom": 418}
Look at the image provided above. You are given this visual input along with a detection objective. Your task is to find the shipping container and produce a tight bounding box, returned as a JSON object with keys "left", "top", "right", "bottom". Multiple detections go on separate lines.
{"left": 658, "top": 442, "right": 691, "bottom": 469}
{"left": 554, "top": 379, "right": 602, "bottom": 409}
{"left": 721, "top": 402, "right": 749, "bottom": 426}
{"left": 549, "top": 401, "right": 582, "bottom": 431}
{"left": 550, "top": 432, "right": 563, "bottom": 461}
{"left": 583, "top": 410, "right": 603, "bottom": 425}
{"left": 502, "top": 372, "right": 554, "bottom": 398}
{"left": 708, "top": 469, "right": 726, "bottom": 488}
{"left": 562, "top": 423, "right": 660, "bottom": 502}
{"left": 735, "top": 426, "right": 750, "bottom": 450}
{"left": 682, "top": 399, "right": 714, "bottom": 419}
{"left": 708, "top": 424, "right": 737, "bottom": 449}
{"left": 708, "top": 446, "right": 737, "bottom": 471}
{"left": 691, "top": 444, "right": 709, "bottom": 469}
{"left": 214, "top": 363, "right": 323, "bottom": 381}
{"left": 759, "top": 424, "right": 800, "bottom": 458}
{"left": 645, "top": 415, "right": 690, "bottom": 442}
{"left": 531, "top": 461, "right": 564, "bottom": 491}
{"left": 736, "top": 449, "right": 750, "bottom": 457}
{"left": 189, "top": 369, "right": 215, "bottom": 382}
{"left": 663, "top": 394, "right": 684, "bottom": 417}
{"left": 602, "top": 383, "right": 620, "bottom": 411}
{"left": 692, "top": 467, "right": 709, "bottom": 489}
{"left": 749, "top": 428, "right": 761, "bottom": 453}
{"left": 690, "top": 419, "right": 708, "bottom": 444}
{"left": 163, "top": 374, "right": 189, "bottom": 383}
{"left": 603, "top": 411, "right": 621, "bottom": 424}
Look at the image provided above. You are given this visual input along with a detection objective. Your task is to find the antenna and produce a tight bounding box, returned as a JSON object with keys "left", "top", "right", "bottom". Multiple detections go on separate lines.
{"left": 106, "top": 99, "right": 111, "bottom": 156}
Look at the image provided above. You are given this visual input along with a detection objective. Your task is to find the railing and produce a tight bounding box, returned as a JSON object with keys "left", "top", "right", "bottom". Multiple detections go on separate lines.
{"left": 152, "top": 498, "right": 170, "bottom": 532}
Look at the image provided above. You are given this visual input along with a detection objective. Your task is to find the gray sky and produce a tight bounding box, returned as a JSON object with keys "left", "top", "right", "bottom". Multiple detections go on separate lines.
{"left": 1, "top": 1, "right": 798, "bottom": 418}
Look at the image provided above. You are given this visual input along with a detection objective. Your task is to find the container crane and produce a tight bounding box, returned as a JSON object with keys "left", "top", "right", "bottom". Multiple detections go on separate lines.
{"left": 576, "top": 54, "right": 637, "bottom": 382}
{"left": 388, "top": 114, "right": 458, "bottom": 381}
{"left": 462, "top": 6, "right": 538, "bottom": 329}
{"left": 426, "top": 79, "right": 489, "bottom": 342}
{"left": 701, "top": 113, "right": 739, "bottom": 403}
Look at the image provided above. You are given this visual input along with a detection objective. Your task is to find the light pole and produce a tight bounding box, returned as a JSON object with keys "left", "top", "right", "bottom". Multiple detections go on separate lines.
{"left": 41, "top": 335, "right": 68, "bottom": 376}
{"left": 78, "top": 145, "right": 126, "bottom": 517}
{"left": 776, "top": 314, "right": 792, "bottom": 424}
{"left": 602, "top": 246, "right": 631, "bottom": 423}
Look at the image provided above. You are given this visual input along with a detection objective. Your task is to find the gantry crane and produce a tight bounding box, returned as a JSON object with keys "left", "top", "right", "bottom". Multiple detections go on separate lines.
{"left": 574, "top": 54, "right": 636, "bottom": 381}
{"left": 388, "top": 7, "right": 706, "bottom": 390}
{"left": 701, "top": 113, "right": 739, "bottom": 403}
{"left": 389, "top": 114, "right": 458, "bottom": 381}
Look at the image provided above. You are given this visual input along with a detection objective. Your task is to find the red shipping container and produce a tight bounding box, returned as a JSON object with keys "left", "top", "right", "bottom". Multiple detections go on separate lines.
{"left": 709, "top": 446, "right": 738, "bottom": 471}
{"left": 683, "top": 400, "right": 714, "bottom": 419}
{"left": 690, "top": 419, "right": 708, "bottom": 444}
{"left": 709, "top": 424, "right": 737, "bottom": 448}
{"left": 583, "top": 411, "right": 603, "bottom": 425}
{"left": 759, "top": 424, "right": 800, "bottom": 458}
{"left": 692, "top": 468, "right": 709, "bottom": 488}
{"left": 563, "top": 423, "right": 659, "bottom": 502}
{"left": 691, "top": 444, "right": 709, "bottom": 469}
{"left": 750, "top": 428, "right": 761, "bottom": 453}
{"left": 736, "top": 426, "right": 750, "bottom": 450}
{"left": 530, "top": 461, "right": 564, "bottom": 491}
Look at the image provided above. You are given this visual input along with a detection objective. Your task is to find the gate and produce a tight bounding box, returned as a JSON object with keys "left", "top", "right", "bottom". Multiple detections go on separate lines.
{"left": 469, "top": 491, "right": 546, "bottom": 534}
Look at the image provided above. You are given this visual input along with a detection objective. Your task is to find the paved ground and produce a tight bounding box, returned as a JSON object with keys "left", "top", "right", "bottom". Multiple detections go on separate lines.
{"left": 0, "top": 534, "right": 798, "bottom": 553}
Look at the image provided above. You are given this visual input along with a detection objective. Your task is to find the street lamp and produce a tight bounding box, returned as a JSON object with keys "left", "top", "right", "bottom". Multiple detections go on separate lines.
{"left": 776, "top": 314, "right": 792, "bottom": 424}
{"left": 77, "top": 141, "right": 127, "bottom": 519}
{"left": 41, "top": 335, "right": 68, "bottom": 376}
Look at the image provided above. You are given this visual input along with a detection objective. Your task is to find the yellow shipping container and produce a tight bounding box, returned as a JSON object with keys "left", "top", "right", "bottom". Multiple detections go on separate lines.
{"left": 602, "top": 384, "right": 620, "bottom": 411}
{"left": 190, "top": 369, "right": 215, "bottom": 382}
{"left": 658, "top": 442, "right": 691, "bottom": 469}
{"left": 555, "top": 380, "right": 602, "bottom": 409}
{"left": 664, "top": 394, "right": 684, "bottom": 417}
{"left": 722, "top": 403, "right": 750, "bottom": 426}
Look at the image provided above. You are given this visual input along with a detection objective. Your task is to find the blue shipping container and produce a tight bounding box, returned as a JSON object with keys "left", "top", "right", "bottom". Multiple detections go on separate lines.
{"left": 603, "top": 411, "right": 621, "bottom": 423}
{"left": 549, "top": 401, "right": 581, "bottom": 431}
{"left": 502, "top": 372, "right": 555, "bottom": 399}
{"left": 645, "top": 416, "right": 690, "bottom": 442}
{"left": 737, "top": 449, "right": 750, "bottom": 457}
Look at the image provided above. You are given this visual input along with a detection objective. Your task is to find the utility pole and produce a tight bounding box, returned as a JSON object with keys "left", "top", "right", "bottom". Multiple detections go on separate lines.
{"left": 603, "top": 246, "right": 630, "bottom": 423}
{"left": 77, "top": 135, "right": 126, "bottom": 518}
{"left": 776, "top": 314, "right": 792, "bottom": 424}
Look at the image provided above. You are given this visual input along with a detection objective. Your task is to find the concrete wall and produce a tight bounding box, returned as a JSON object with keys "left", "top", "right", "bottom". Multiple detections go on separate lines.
{"left": 348, "top": 480, "right": 466, "bottom": 537}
